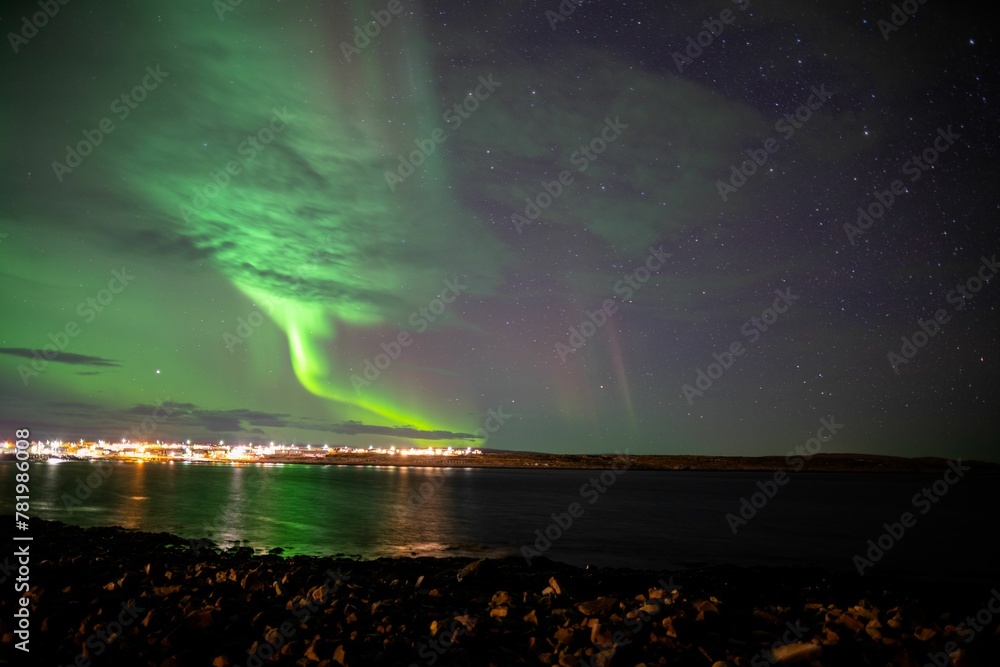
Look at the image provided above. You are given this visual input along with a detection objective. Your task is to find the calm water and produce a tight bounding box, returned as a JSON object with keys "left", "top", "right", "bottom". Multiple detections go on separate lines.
{"left": 1, "top": 460, "right": 994, "bottom": 581}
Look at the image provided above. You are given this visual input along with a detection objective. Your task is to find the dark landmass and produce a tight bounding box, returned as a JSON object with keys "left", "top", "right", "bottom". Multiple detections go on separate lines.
{"left": 6, "top": 451, "right": 998, "bottom": 474}
{"left": 2, "top": 517, "right": 998, "bottom": 666}
{"left": 274, "top": 451, "right": 1000, "bottom": 474}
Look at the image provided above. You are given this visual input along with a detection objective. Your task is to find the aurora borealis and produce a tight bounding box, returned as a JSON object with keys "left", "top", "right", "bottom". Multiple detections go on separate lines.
{"left": 1, "top": 0, "right": 997, "bottom": 458}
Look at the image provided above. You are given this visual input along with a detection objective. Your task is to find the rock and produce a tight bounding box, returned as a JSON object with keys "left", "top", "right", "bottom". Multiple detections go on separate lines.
{"left": 771, "top": 642, "right": 821, "bottom": 663}
{"left": 457, "top": 559, "right": 485, "bottom": 582}
{"left": 12, "top": 517, "right": 990, "bottom": 667}
{"left": 186, "top": 609, "right": 214, "bottom": 629}
{"left": 851, "top": 604, "right": 877, "bottom": 621}
{"left": 241, "top": 573, "right": 265, "bottom": 592}
{"left": 835, "top": 612, "right": 864, "bottom": 633}
{"left": 117, "top": 571, "right": 141, "bottom": 592}
{"left": 577, "top": 597, "right": 618, "bottom": 616}
{"left": 553, "top": 627, "right": 574, "bottom": 647}
{"left": 753, "top": 609, "right": 781, "bottom": 625}
{"left": 558, "top": 652, "right": 579, "bottom": 666}
{"left": 692, "top": 600, "right": 719, "bottom": 614}
{"left": 640, "top": 600, "right": 663, "bottom": 616}
{"left": 591, "top": 647, "right": 616, "bottom": 667}
{"left": 865, "top": 618, "right": 882, "bottom": 641}
{"left": 304, "top": 637, "right": 333, "bottom": 662}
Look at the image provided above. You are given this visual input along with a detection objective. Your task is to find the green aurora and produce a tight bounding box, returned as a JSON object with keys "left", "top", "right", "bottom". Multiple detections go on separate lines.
{"left": 1, "top": 0, "right": 997, "bottom": 458}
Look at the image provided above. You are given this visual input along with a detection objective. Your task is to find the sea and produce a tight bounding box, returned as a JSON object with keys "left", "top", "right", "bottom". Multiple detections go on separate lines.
{"left": 1, "top": 460, "right": 994, "bottom": 583}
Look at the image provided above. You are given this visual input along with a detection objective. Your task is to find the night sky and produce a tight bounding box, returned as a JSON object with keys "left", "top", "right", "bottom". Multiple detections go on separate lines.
{"left": 1, "top": 0, "right": 997, "bottom": 459}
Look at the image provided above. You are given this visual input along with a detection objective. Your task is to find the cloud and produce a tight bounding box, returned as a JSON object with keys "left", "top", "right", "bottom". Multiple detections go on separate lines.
{"left": 0, "top": 348, "right": 121, "bottom": 367}
{"left": 4, "top": 399, "right": 473, "bottom": 443}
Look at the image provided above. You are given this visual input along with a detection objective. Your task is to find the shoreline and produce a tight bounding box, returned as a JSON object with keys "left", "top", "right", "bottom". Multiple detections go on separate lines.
{"left": 6, "top": 451, "right": 999, "bottom": 473}
{"left": 2, "top": 517, "right": 998, "bottom": 666}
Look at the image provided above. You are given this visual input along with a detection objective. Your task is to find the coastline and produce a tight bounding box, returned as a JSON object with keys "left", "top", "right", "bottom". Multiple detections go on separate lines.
{"left": 2, "top": 517, "right": 998, "bottom": 666}
{"left": 6, "top": 451, "right": 999, "bottom": 473}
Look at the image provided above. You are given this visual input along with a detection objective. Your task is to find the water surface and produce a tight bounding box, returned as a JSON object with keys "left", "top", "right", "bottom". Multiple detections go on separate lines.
{"left": 2, "top": 460, "right": 992, "bottom": 582}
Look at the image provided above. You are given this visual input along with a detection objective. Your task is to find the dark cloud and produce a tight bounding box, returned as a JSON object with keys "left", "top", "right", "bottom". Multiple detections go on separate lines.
{"left": 119, "top": 228, "right": 216, "bottom": 261}
{"left": 0, "top": 348, "right": 121, "bottom": 367}
{"left": 2, "top": 399, "right": 473, "bottom": 443}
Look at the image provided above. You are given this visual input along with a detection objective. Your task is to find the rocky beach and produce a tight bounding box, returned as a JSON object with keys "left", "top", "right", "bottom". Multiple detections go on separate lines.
{"left": 2, "top": 517, "right": 998, "bottom": 667}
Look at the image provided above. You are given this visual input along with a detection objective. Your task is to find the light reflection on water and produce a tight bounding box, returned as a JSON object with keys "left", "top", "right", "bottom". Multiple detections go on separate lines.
{"left": 2, "top": 460, "right": 995, "bottom": 581}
